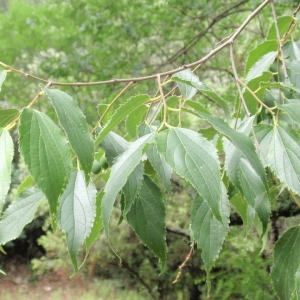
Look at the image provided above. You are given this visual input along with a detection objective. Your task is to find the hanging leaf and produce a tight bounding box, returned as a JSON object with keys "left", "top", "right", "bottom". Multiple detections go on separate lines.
{"left": 58, "top": 170, "right": 97, "bottom": 273}
{"left": 19, "top": 108, "right": 72, "bottom": 218}
{"left": 127, "top": 176, "right": 166, "bottom": 269}
{"left": 0, "top": 109, "right": 20, "bottom": 128}
{"left": 126, "top": 105, "right": 148, "bottom": 138}
{"left": 42, "top": 87, "right": 94, "bottom": 181}
{"left": 156, "top": 128, "right": 222, "bottom": 222}
{"left": 102, "top": 132, "right": 155, "bottom": 239}
{"left": 277, "top": 101, "right": 300, "bottom": 126}
{"left": 267, "top": 16, "right": 294, "bottom": 40}
{"left": 95, "top": 94, "right": 151, "bottom": 146}
{"left": 0, "top": 130, "right": 13, "bottom": 212}
{"left": 172, "top": 69, "right": 199, "bottom": 99}
{"left": 0, "top": 70, "right": 7, "bottom": 92}
{"left": 259, "top": 81, "right": 300, "bottom": 95}
{"left": 283, "top": 41, "right": 300, "bottom": 60}
{"left": 271, "top": 225, "right": 300, "bottom": 300}
{"left": 0, "top": 188, "right": 44, "bottom": 245}
{"left": 190, "top": 184, "right": 229, "bottom": 273}
{"left": 255, "top": 124, "right": 300, "bottom": 196}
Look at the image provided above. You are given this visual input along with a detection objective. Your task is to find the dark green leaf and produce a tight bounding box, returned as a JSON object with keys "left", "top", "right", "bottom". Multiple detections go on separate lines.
{"left": 0, "top": 109, "right": 20, "bottom": 127}
{"left": 271, "top": 225, "right": 300, "bottom": 300}
{"left": 156, "top": 128, "right": 222, "bottom": 221}
{"left": 43, "top": 87, "right": 94, "bottom": 181}
{"left": 127, "top": 176, "right": 166, "bottom": 269}
{"left": 0, "top": 130, "right": 13, "bottom": 212}
{"left": 19, "top": 108, "right": 72, "bottom": 218}
{"left": 58, "top": 170, "right": 97, "bottom": 273}
{"left": 0, "top": 188, "right": 44, "bottom": 245}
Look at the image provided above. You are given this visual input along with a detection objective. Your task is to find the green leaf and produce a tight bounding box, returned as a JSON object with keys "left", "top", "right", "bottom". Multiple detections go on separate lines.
{"left": 295, "top": 268, "right": 300, "bottom": 299}
{"left": 98, "top": 104, "right": 113, "bottom": 124}
{"left": 199, "top": 113, "right": 268, "bottom": 190}
{"left": 0, "top": 71, "right": 7, "bottom": 92}
{"left": 271, "top": 225, "right": 300, "bottom": 300}
{"left": 259, "top": 81, "right": 300, "bottom": 95}
{"left": 283, "top": 41, "right": 300, "bottom": 60}
{"left": 245, "top": 40, "right": 278, "bottom": 73}
{"left": 172, "top": 69, "right": 199, "bottom": 99}
{"left": 184, "top": 100, "right": 211, "bottom": 115}
{"left": 238, "top": 159, "right": 270, "bottom": 233}
{"left": 19, "top": 108, "right": 72, "bottom": 218}
{"left": 102, "top": 132, "right": 155, "bottom": 239}
{"left": 58, "top": 170, "right": 97, "bottom": 273}
{"left": 190, "top": 184, "right": 229, "bottom": 273}
{"left": 255, "top": 124, "right": 300, "bottom": 196}
{"left": 245, "top": 52, "right": 276, "bottom": 83}
{"left": 127, "top": 176, "right": 166, "bottom": 269}
{"left": 0, "top": 130, "right": 14, "bottom": 212}
{"left": 156, "top": 128, "right": 222, "bottom": 221}
{"left": 267, "top": 16, "right": 294, "bottom": 40}
{"left": 0, "top": 109, "right": 20, "bottom": 127}
{"left": 126, "top": 105, "right": 148, "bottom": 139}
{"left": 0, "top": 188, "right": 44, "bottom": 245}
{"left": 42, "top": 87, "right": 94, "bottom": 181}
{"left": 95, "top": 94, "right": 151, "bottom": 146}
{"left": 278, "top": 101, "right": 300, "bottom": 126}
{"left": 16, "top": 176, "right": 34, "bottom": 197}
{"left": 139, "top": 124, "right": 172, "bottom": 191}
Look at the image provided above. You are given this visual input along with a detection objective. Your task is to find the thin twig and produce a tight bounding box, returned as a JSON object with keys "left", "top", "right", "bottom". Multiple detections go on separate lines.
{"left": 157, "top": 74, "right": 168, "bottom": 130}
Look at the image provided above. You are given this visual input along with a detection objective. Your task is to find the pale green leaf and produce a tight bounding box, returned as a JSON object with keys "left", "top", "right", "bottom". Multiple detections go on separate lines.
{"left": 267, "top": 16, "right": 294, "bottom": 40}
{"left": 255, "top": 124, "right": 300, "bottom": 196}
{"left": 16, "top": 176, "right": 34, "bottom": 197}
{"left": 156, "top": 128, "right": 222, "bottom": 221}
{"left": 283, "top": 41, "right": 300, "bottom": 60}
{"left": 271, "top": 225, "right": 300, "bottom": 300}
{"left": 127, "top": 176, "right": 166, "bottom": 269}
{"left": 58, "top": 170, "right": 97, "bottom": 273}
{"left": 98, "top": 104, "right": 113, "bottom": 124}
{"left": 126, "top": 105, "right": 148, "bottom": 139}
{"left": 184, "top": 100, "right": 211, "bottom": 115}
{"left": 0, "top": 188, "right": 44, "bottom": 245}
{"left": 191, "top": 184, "right": 229, "bottom": 273}
{"left": 0, "top": 109, "right": 20, "bottom": 127}
{"left": 199, "top": 113, "right": 268, "bottom": 190}
{"left": 0, "top": 71, "right": 6, "bottom": 92}
{"left": 295, "top": 268, "right": 300, "bottom": 299}
{"left": 259, "top": 81, "right": 300, "bottom": 94}
{"left": 19, "top": 108, "right": 72, "bottom": 218}
{"left": 278, "top": 102, "right": 300, "bottom": 126}
{"left": 95, "top": 95, "right": 151, "bottom": 146}
{"left": 42, "top": 87, "right": 94, "bottom": 181}
{"left": 172, "top": 69, "right": 199, "bottom": 99}
{"left": 245, "top": 52, "right": 276, "bottom": 83}
{"left": 102, "top": 133, "right": 155, "bottom": 238}
{"left": 0, "top": 130, "right": 13, "bottom": 212}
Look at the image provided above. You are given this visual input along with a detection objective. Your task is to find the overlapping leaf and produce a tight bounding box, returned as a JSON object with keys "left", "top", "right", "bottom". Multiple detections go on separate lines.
{"left": 102, "top": 133, "right": 155, "bottom": 238}
{"left": 0, "top": 130, "right": 13, "bottom": 212}
{"left": 126, "top": 105, "right": 148, "bottom": 138}
{"left": 58, "top": 170, "right": 97, "bottom": 273}
{"left": 0, "top": 109, "right": 20, "bottom": 127}
{"left": 42, "top": 87, "right": 94, "bottom": 181}
{"left": 267, "top": 16, "right": 294, "bottom": 40}
{"left": 156, "top": 128, "right": 222, "bottom": 221}
{"left": 127, "top": 176, "right": 166, "bottom": 269}
{"left": 278, "top": 101, "right": 300, "bottom": 126}
{"left": 19, "top": 108, "right": 72, "bottom": 217}
{"left": 0, "top": 188, "right": 44, "bottom": 245}
{"left": 271, "top": 225, "right": 300, "bottom": 300}
{"left": 190, "top": 184, "right": 229, "bottom": 273}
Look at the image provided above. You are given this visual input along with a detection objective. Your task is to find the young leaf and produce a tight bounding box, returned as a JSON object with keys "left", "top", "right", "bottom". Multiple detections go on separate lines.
{"left": 0, "top": 188, "right": 45, "bottom": 245}
{"left": 58, "top": 170, "right": 97, "bottom": 273}
{"left": 0, "top": 70, "right": 7, "bottom": 92}
{"left": 0, "top": 130, "right": 13, "bottom": 212}
{"left": 42, "top": 87, "right": 94, "bottom": 181}
{"left": 267, "top": 16, "right": 294, "bottom": 40}
{"left": 19, "top": 108, "right": 72, "bottom": 218}
{"left": 95, "top": 95, "right": 151, "bottom": 146}
{"left": 102, "top": 132, "right": 155, "bottom": 239}
{"left": 127, "top": 176, "right": 166, "bottom": 269}
{"left": 126, "top": 105, "right": 148, "bottom": 139}
{"left": 271, "top": 225, "right": 300, "bottom": 300}
{"left": 172, "top": 69, "right": 199, "bottom": 99}
{"left": 199, "top": 113, "right": 268, "bottom": 190}
{"left": 0, "top": 109, "right": 20, "bottom": 127}
{"left": 156, "top": 128, "right": 222, "bottom": 222}
{"left": 256, "top": 124, "right": 300, "bottom": 196}
{"left": 190, "top": 184, "right": 229, "bottom": 273}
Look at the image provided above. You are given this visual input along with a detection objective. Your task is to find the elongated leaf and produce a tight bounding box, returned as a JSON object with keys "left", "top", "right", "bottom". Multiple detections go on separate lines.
{"left": 245, "top": 40, "right": 278, "bottom": 73}
{"left": 95, "top": 95, "right": 151, "bottom": 146}
{"left": 19, "top": 108, "right": 72, "bottom": 218}
{"left": 255, "top": 124, "right": 300, "bottom": 196}
{"left": 102, "top": 133, "right": 155, "bottom": 238}
{"left": 126, "top": 105, "right": 148, "bottom": 138}
{"left": 0, "top": 109, "right": 20, "bottom": 127}
{"left": 58, "top": 170, "right": 97, "bottom": 273}
{"left": 267, "top": 16, "right": 294, "bottom": 40}
{"left": 199, "top": 113, "right": 268, "bottom": 190}
{"left": 185, "top": 100, "right": 211, "bottom": 115}
{"left": 42, "top": 87, "right": 94, "bottom": 181}
{"left": 156, "top": 128, "right": 222, "bottom": 221}
{"left": 278, "top": 102, "right": 300, "bottom": 126}
{"left": 0, "top": 71, "right": 6, "bottom": 92}
{"left": 191, "top": 184, "right": 229, "bottom": 273}
{"left": 259, "top": 81, "right": 300, "bottom": 95}
{"left": 0, "top": 130, "right": 13, "bottom": 212}
{"left": 271, "top": 226, "right": 300, "bottom": 300}
{"left": 0, "top": 188, "right": 44, "bottom": 245}
{"left": 172, "top": 69, "right": 199, "bottom": 99}
{"left": 295, "top": 268, "right": 300, "bottom": 299}
{"left": 238, "top": 158, "right": 270, "bottom": 233}
{"left": 127, "top": 176, "right": 166, "bottom": 269}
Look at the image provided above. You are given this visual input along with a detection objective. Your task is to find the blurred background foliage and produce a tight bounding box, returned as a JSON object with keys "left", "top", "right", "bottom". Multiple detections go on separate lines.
{"left": 0, "top": 0, "right": 299, "bottom": 299}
